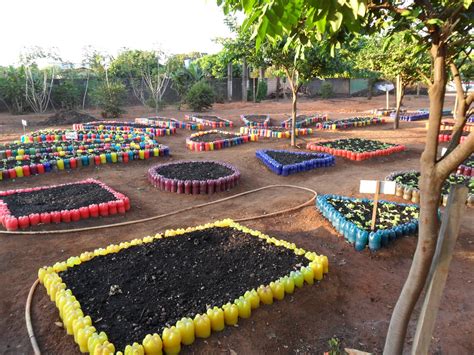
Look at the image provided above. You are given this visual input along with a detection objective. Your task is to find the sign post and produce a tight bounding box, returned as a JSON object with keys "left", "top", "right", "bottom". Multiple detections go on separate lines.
{"left": 360, "top": 180, "right": 397, "bottom": 231}
{"left": 21, "top": 119, "right": 28, "bottom": 133}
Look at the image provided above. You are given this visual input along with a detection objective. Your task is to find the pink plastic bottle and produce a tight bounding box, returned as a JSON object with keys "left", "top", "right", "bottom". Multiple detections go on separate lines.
{"left": 177, "top": 181, "right": 184, "bottom": 194}
{"left": 5, "top": 216, "right": 19, "bottom": 231}
{"left": 200, "top": 180, "right": 207, "bottom": 194}
{"left": 171, "top": 179, "right": 177, "bottom": 193}
{"left": 184, "top": 180, "right": 192, "bottom": 194}
{"left": 192, "top": 180, "right": 200, "bottom": 195}
{"left": 165, "top": 178, "right": 172, "bottom": 192}
{"left": 207, "top": 180, "right": 215, "bottom": 194}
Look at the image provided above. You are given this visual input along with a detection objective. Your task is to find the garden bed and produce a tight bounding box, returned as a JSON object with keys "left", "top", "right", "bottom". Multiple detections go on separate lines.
{"left": 135, "top": 117, "right": 205, "bottom": 130}
{"left": 148, "top": 160, "right": 240, "bottom": 194}
{"left": 457, "top": 155, "right": 474, "bottom": 177}
{"left": 38, "top": 219, "right": 328, "bottom": 353}
{"left": 241, "top": 114, "right": 271, "bottom": 127}
{"left": 437, "top": 120, "right": 474, "bottom": 132}
{"left": 390, "top": 111, "right": 429, "bottom": 121}
{"left": 316, "top": 116, "right": 385, "bottom": 130}
{"left": 20, "top": 129, "right": 154, "bottom": 143}
{"left": 316, "top": 194, "right": 420, "bottom": 251}
{"left": 307, "top": 138, "right": 405, "bottom": 161}
{"left": 386, "top": 170, "right": 474, "bottom": 207}
{"left": 438, "top": 130, "right": 469, "bottom": 143}
{"left": 240, "top": 126, "right": 313, "bottom": 138}
{"left": 185, "top": 114, "right": 233, "bottom": 128}
{"left": 256, "top": 150, "right": 335, "bottom": 176}
{"left": 373, "top": 108, "right": 405, "bottom": 116}
{"left": 281, "top": 114, "right": 328, "bottom": 128}
{"left": 0, "top": 179, "right": 130, "bottom": 230}
{"left": 72, "top": 121, "right": 176, "bottom": 137}
{"left": 186, "top": 130, "right": 257, "bottom": 151}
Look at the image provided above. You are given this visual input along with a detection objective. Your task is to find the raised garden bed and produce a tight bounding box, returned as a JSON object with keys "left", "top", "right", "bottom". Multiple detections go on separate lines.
{"left": 38, "top": 219, "right": 328, "bottom": 353}
{"left": 438, "top": 120, "right": 474, "bottom": 132}
{"left": 316, "top": 116, "right": 385, "bottom": 130}
{"left": 316, "top": 194, "right": 420, "bottom": 251}
{"left": 21, "top": 129, "right": 153, "bottom": 143}
{"left": 256, "top": 149, "right": 335, "bottom": 176}
{"left": 240, "top": 126, "right": 313, "bottom": 138}
{"left": 0, "top": 179, "right": 130, "bottom": 230}
{"left": 241, "top": 114, "right": 271, "bottom": 127}
{"left": 0, "top": 141, "right": 169, "bottom": 181}
{"left": 392, "top": 111, "right": 429, "bottom": 121}
{"left": 185, "top": 114, "right": 233, "bottom": 128}
{"left": 186, "top": 130, "right": 257, "bottom": 151}
{"left": 386, "top": 170, "right": 474, "bottom": 207}
{"left": 457, "top": 155, "right": 474, "bottom": 177}
{"left": 373, "top": 108, "right": 406, "bottom": 116}
{"left": 307, "top": 138, "right": 405, "bottom": 161}
{"left": 135, "top": 117, "right": 205, "bottom": 130}
{"left": 148, "top": 160, "right": 240, "bottom": 194}
{"left": 73, "top": 121, "right": 176, "bottom": 137}
{"left": 438, "top": 130, "right": 469, "bottom": 143}
{"left": 281, "top": 114, "right": 328, "bottom": 128}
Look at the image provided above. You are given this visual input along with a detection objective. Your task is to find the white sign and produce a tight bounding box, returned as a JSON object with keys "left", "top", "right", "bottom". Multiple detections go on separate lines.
{"left": 21, "top": 119, "right": 28, "bottom": 127}
{"left": 359, "top": 180, "right": 396, "bottom": 195}
{"left": 65, "top": 131, "right": 78, "bottom": 140}
{"left": 375, "top": 82, "right": 395, "bottom": 92}
{"left": 441, "top": 147, "right": 447, "bottom": 156}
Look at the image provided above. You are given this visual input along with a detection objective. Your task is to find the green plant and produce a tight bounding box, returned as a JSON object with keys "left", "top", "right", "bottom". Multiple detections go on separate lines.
{"left": 186, "top": 81, "right": 215, "bottom": 111}
{"left": 327, "top": 337, "right": 342, "bottom": 355}
{"left": 91, "top": 81, "right": 126, "bottom": 118}
{"left": 52, "top": 79, "right": 83, "bottom": 110}
{"left": 0, "top": 66, "right": 28, "bottom": 114}
{"left": 256, "top": 80, "right": 267, "bottom": 102}
{"left": 320, "top": 82, "right": 333, "bottom": 99}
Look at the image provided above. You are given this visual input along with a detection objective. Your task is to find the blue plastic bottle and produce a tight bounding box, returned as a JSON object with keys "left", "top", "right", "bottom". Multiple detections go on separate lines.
{"left": 368, "top": 231, "right": 381, "bottom": 251}
{"left": 355, "top": 230, "right": 369, "bottom": 251}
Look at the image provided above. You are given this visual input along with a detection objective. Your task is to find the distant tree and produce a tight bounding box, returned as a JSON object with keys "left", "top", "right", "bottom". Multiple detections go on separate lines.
{"left": 0, "top": 66, "right": 28, "bottom": 114}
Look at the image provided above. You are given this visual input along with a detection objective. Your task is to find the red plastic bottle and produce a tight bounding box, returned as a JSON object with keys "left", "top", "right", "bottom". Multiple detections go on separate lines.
{"left": 50, "top": 211, "right": 61, "bottom": 223}
{"left": 89, "top": 204, "right": 99, "bottom": 217}
{"left": 165, "top": 178, "right": 172, "bottom": 192}
{"left": 8, "top": 168, "right": 16, "bottom": 179}
{"left": 29, "top": 213, "right": 40, "bottom": 225}
{"left": 108, "top": 201, "right": 118, "bottom": 215}
{"left": 94, "top": 155, "right": 101, "bottom": 165}
{"left": 37, "top": 164, "right": 45, "bottom": 174}
{"left": 99, "top": 203, "right": 109, "bottom": 216}
{"left": 40, "top": 213, "right": 51, "bottom": 224}
{"left": 192, "top": 180, "right": 200, "bottom": 195}
{"left": 22, "top": 165, "right": 31, "bottom": 177}
{"left": 116, "top": 200, "right": 126, "bottom": 214}
{"left": 70, "top": 209, "right": 81, "bottom": 221}
{"left": 70, "top": 158, "right": 77, "bottom": 169}
{"left": 200, "top": 180, "right": 207, "bottom": 194}
{"left": 207, "top": 180, "right": 215, "bottom": 194}
{"left": 79, "top": 206, "right": 90, "bottom": 219}
{"left": 171, "top": 179, "right": 177, "bottom": 193}
{"left": 5, "top": 216, "right": 19, "bottom": 231}
{"left": 184, "top": 180, "right": 192, "bottom": 194}
{"left": 61, "top": 210, "right": 71, "bottom": 223}
{"left": 177, "top": 181, "right": 184, "bottom": 194}
{"left": 18, "top": 216, "right": 30, "bottom": 229}
{"left": 123, "top": 197, "right": 131, "bottom": 210}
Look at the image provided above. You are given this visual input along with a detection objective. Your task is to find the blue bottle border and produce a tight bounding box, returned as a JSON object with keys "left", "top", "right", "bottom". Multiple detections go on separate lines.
{"left": 315, "top": 194, "right": 426, "bottom": 252}
{"left": 256, "top": 149, "right": 335, "bottom": 176}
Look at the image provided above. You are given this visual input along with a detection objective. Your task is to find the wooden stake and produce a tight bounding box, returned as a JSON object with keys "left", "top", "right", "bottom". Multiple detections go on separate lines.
{"left": 411, "top": 185, "right": 468, "bottom": 354}
{"left": 371, "top": 181, "right": 380, "bottom": 231}
{"left": 386, "top": 90, "right": 390, "bottom": 110}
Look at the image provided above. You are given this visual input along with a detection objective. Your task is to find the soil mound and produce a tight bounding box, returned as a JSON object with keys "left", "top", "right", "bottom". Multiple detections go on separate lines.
{"left": 40, "top": 110, "right": 98, "bottom": 125}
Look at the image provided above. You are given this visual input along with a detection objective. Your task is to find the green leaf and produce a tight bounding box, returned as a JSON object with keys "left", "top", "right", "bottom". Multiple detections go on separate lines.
{"left": 464, "top": 0, "right": 472, "bottom": 8}
{"left": 350, "top": 0, "right": 360, "bottom": 17}
{"left": 328, "top": 12, "right": 343, "bottom": 32}
{"left": 401, "top": 10, "right": 411, "bottom": 16}
{"left": 358, "top": 1, "right": 366, "bottom": 17}
{"left": 242, "top": 0, "right": 256, "bottom": 13}
{"left": 426, "top": 18, "right": 444, "bottom": 26}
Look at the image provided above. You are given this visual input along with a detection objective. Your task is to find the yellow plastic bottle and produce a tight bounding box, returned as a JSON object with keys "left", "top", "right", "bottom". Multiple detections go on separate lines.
{"left": 176, "top": 317, "right": 195, "bottom": 345}
{"left": 222, "top": 303, "right": 239, "bottom": 325}
{"left": 142, "top": 333, "right": 163, "bottom": 355}
{"left": 100, "top": 153, "right": 106, "bottom": 164}
{"left": 15, "top": 166, "right": 24, "bottom": 177}
{"left": 111, "top": 152, "right": 118, "bottom": 163}
{"left": 87, "top": 332, "right": 108, "bottom": 354}
{"left": 72, "top": 316, "right": 92, "bottom": 342}
{"left": 193, "top": 314, "right": 211, "bottom": 338}
{"left": 234, "top": 297, "right": 251, "bottom": 319}
{"left": 244, "top": 289, "right": 260, "bottom": 309}
{"left": 139, "top": 150, "right": 145, "bottom": 159}
{"left": 281, "top": 276, "right": 295, "bottom": 294}
{"left": 319, "top": 255, "right": 329, "bottom": 273}
{"left": 257, "top": 285, "right": 274, "bottom": 305}
{"left": 290, "top": 270, "right": 305, "bottom": 288}
{"left": 302, "top": 266, "right": 314, "bottom": 285}
{"left": 57, "top": 159, "right": 65, "bottom": 170}
{"left": 124, "top": 342, "right": 144, "bottom": 355}
{"left": 64, "top": 308, "right": 84, "bottom": 335}
{"left": 270, "top": 281, "right": 285, "bottom": 301}
{"left": 77, "top": 325, "right": 96, "bottom": 353}
{"left": 93, "top": 341, "right": 115, "bottom": 355}
{"left": 162, "top": 327, "right": 181, "bottom": 355}
{"left": 310, "top": 261, "right": 324, "bottom": 281}
{"left": 207, "top": 307, "right": 225, "bottom": 331}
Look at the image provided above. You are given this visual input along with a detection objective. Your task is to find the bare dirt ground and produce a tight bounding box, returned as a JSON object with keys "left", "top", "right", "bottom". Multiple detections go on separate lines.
{"left": 0, "top": 95, "right": 472, "bottom": 355}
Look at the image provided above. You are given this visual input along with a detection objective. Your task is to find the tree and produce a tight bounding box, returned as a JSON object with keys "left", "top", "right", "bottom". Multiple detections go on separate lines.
{"left": 0, "top": 66, "right": 28, "bottom": 114}
{"left": 217, "top": 0, "right": 473, "bottom": 353}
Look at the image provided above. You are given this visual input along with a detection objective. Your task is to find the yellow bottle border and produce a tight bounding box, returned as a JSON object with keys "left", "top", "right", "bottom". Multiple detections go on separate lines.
{"left": 38, "top": 219, "right": 329, "bottom": 354}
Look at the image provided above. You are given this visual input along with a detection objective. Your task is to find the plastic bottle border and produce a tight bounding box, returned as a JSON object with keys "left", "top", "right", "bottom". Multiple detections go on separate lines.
{"left": 240, "top": 127, "right": 313, "bottom": 138}
{"left": 185, "top": 130, "right": 257, "bottom": 151}
{"left": 185, "top": 114, "right": 233, "bottom": 128}
{"left": 240, "top": 114, "right": 271, "bottom": 128}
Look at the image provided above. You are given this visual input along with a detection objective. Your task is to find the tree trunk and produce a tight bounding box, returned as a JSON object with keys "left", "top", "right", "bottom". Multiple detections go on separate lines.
{"left": 290, "top": 88, "right": 297, "bottom": 147}
{"left": 242, "top": 58, "right": 248, "bottom": 102}
{"left": 82, "top": 71, "right": 90, "bottom": 110}
{"left": 276, "top": 77, "right": 281, "bottom": 101}
{"left": 227, "top": 62, "right": 233, "bottom": 102}
{"left": 393, "top": 76, "right": 404, "bottom": 130}
{"left": 367, "top": 78, "right": 374, "bottom": 100}
{"left": 384, "top": 41, "right": 448, "bottom": 354}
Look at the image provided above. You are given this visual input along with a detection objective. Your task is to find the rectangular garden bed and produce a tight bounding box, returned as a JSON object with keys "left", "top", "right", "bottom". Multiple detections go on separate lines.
{"left": 307, "top": 138, "right": 405, "bottom": 161}
{"left": 0, "top": 179, "right": 130, "bottom": 230}
{"left": 281, "top": 114, "right": 328, "bottom": 128}
{"left": 391, "top": 111, "right": 429, "bottom": 121}
{"left": 38, "top": 219, "right": 328, "bottom": 353}
{"left": 316, "top": 116, "right": 385, "bottom": 130}
{"left": 240, "top": 126, "right": 313, "bottom": 138}
{"left": 135, "top": 117, "right": 205, "bottom": 130}
{"left": 256, "top": 149, "right": 335, "bottom": 175}
{"left": 316, "top": 194, "right": 420, "bottom": 251}
{"left": 185, "top": 114, "right": 233, "bottom": 128}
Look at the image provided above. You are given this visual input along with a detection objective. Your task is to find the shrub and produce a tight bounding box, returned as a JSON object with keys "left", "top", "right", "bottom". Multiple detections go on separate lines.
{"left": 256, "top": 80, "right": 268, "bottom": 102}
{"left": 91, "top": 81, "right": 126, "bottom": 118}
{"left": 186, "top": 81, "right": 215, "bottom": 111}
{"left": 0, "top": 66, "right": 29, "bottom": 114}
{"left": 320, "top": 82, "right": 333, "bottom": 99}
{"left": 52, "top": 80, "right": 83, "bottom": 110}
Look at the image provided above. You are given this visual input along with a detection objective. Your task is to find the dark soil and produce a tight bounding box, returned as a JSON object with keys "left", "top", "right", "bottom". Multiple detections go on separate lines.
{"left": 391, "top": 171, "right": 473, "bottom": 195}
{"left": 87, "top": 122, "right": 152, "bottom": 129}
{"left": 266, "top": 151, "right": 321, "bottom": 165}
{"left": 155, "top": 162, "right": 234, "bottom": 181}
{"left": 1, "top": 183, "right": 118, "bottom": 217}
{"left": 59, "top": 227, "right": 308, "bottom": 351}
{"left": 316, "top": 138, "right": 397, "bottom": 152}
{"left": 190, "top": 132, "right": 238, "bottom": 143}
{"left": 191, "top": 115, "right": 225, "bottom": 122}
{"left": 326, "top": 197, "right": 419, "bottom": 232}
{"left": 243, "top": 115, "right": 269, "bottom": 122}
{"left": 39, "top": 110, "right": 98, "bottom": 126}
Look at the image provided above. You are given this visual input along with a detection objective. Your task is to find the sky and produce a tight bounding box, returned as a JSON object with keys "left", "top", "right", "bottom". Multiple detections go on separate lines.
{"left": 0, "top": 0, "right": 236, "bottom": 66}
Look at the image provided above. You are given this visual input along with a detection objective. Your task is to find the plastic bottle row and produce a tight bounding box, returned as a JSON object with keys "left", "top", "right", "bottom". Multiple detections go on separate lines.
{"left": 147, "top": 161, "right": 241, "bottom": 195}
{"left": 73, "top": 121, "right": 177, "bottom": 137}
{"left": 438, "top": 121, "right": 474, "bottom": 132}
{"left": 457, "top": 164, "right": 474, "bottom": 177}
{"left": 239, "top": 127, "right": 313, "bottom": 138}
{"left": 281, "top": 114, "right": 328, "bottom": 128}
{"left": 256, "top": 150, "right": 335, "bottom": 176}
{"left": 240, "top": 114, "right": 271, "bottom": 128}
{"left": 37, "top": 219, "right": 328, "bottom": 355}
{"left": 185, "top": 115, "right": 233, "bottom": 128}
{"left": 318, "top": 117, "right": 385, "bottom": 130}
{"left": 135, "top": 117, "right": 205, "bottom": 131}
{"left": 397, "top": 111, "right": 430, "bottom": 121}
{"left": 316, "top": 194, "right": 419, "bottom": 251}
{"left": 306, "top": 143, "right": 405, "bottom": 161}
{"left": 0, "top": 179, "right": 130, "bottom": 231}
{"left": 20, "top": 129, "right": 155, "bottom": 143}
{"left": 186, "top": 131, "right": 257, "bottom": 151}
{"left": 438, "top": 132, "right": 468, "bottom": 143}
{"left": 0, "top": 146, "right": 170, "bottom": 181}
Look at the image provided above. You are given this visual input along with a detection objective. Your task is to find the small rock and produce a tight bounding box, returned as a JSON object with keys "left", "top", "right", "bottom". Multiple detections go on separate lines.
{"left": 54, "top": 321, "right": 63, "bottom": 328}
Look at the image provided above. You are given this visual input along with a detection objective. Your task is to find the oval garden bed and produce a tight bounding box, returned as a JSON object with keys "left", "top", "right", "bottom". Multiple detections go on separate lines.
{"left": 316, "top": 116, "right": 385, "bottom": 130}
{"left": 256, "top": 149, "right": 335, "bottom": 176}
{"left": 73, "top": 121, "right": 176, "bottom": 137}
{"left": 316, "top": 194, "right": 420, "bottom": 251}
{"left": 281, "top": 114, "right": 328, "bottom": 128}
{"left": 135, "top": 117, "right": 204, "bottom": 130}
{"left": 0, "top": 179, "right": 130, "bottom": 230}
{"left": 241, "top": 114, "right": 271, "bottom": 127}
{"left": 307, "top": 138, "right": 405, "bottom": 161}
{"left": 240, "top": 126, "right": 312, "bottom": 138}
{"left": 148, "top": 160, "right": 240, "bottom": 194}
{"left": 386, "top": 170, "right": 474, "bottom": 207}
{"left": 20, "top": 129, "right": 153, "bottom": 143}
{"left": 186, "top": 130, "right": 257, "bottom": 151}
{"left": 185, "top": 114, "right": 233, "bottom": 128}
{"left": 38, "top": 219, "right": 328, "bottom": 354}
